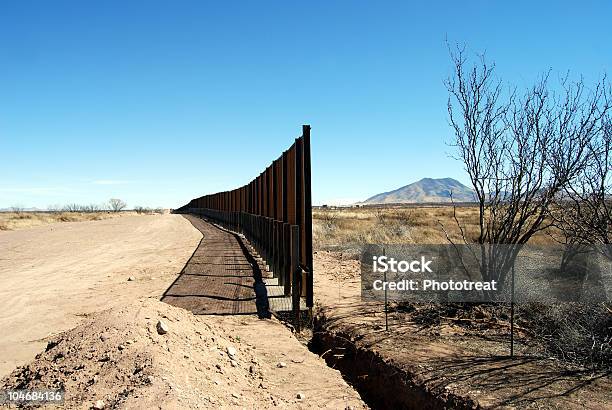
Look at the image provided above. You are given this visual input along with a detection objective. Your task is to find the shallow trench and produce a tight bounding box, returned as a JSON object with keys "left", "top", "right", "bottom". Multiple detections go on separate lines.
{"left": 305, "top": 312, "right": 479, "bottom": 410}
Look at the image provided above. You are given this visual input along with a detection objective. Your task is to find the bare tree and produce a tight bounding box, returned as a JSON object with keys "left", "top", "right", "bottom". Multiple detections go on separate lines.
{"left": 319, "top": 210, "right": 338, "bottom": 231}
{"left": 109, "top": 198, "right": 127, "bottom": 212}
{"left": 63, "top": 203, "right": 83, "bottom": 212}
{"left": 10, "top": 205, "right": 24, "bottom": 214}
{"left": 134, "top": 206, "right": 154, "bottom": 214}
{"left": 552, "top": 115, "right": 611, "bottom": 259}
{"left": 83, "top": 203, "right": 104, "bottom": 213}
{"left": 444, "top": 44, "right": 610, "bottom": 291}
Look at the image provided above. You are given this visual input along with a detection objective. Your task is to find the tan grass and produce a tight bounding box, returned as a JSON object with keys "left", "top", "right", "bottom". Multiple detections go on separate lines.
{"left": 312, "top": 205, "right": 555, "bottom": 248}
{"left": 0, "top": 211, "right": 139, "bottom": 231}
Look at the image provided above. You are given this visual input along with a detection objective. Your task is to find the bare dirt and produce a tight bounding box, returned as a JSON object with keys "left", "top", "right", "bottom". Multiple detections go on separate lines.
{"left": 0, "top": 214, "right": 201, "bottom": 378}
{"left": 5, "top": 213, "right": 607, "bottom": 409}
{"left": 0, "top": 215, "right": 365, "bottom": 409}
{"left": 2, "top": 298, "right": 364, "bottom": 409}
{"left": 312, "top": 250, "right": 611, "bottom": 409}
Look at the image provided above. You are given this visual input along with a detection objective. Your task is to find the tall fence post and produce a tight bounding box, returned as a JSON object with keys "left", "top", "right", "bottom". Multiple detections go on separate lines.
{"left": 283, "top": 223, "right": 291, "bottom": 295}
{"left": 302, "top": 125, "right": 313, "bottom": 308}
{"left": 291, "top": 225, "right": 301, "bottom": 331}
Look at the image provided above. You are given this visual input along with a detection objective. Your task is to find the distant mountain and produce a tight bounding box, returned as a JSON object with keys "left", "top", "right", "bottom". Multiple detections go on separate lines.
{"left": 362, "top": 178, "right": 476, "bottom": 204}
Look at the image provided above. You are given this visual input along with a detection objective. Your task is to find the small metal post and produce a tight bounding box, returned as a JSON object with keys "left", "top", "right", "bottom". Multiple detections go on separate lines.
{"left": 383, "top": 247, "right": 388, "bottom": 332}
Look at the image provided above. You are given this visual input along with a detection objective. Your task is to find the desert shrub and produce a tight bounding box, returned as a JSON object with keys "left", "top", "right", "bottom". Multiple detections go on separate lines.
{"left": 63, "top": 204, "right": 83, "bottom": 212}
{"left": 56, "top": 213, "right": 77, "bottom": 222}
{"left": 396, "top": 302, "right": 510, "bottom": 329}
{"left": 134, "top": 206, "right": 147, "bottom": 214}
{"left": 82, "top": 204, "right": 103, "bottom": 213}
{"left": 517, "top": 302, "right": 611, "bottom": 369}
{"left": 10, "top": 206, "right": 24, "bottom": 214}
{"left": 392, "top": 210, "right": 416, "bottom": 224}
{"left": 390, "top": 300, "right": 610, "bottom": 369}
{"left": 317, "top": 211, "right": 339, "bottom": 231}
{"left": 406, "top": 209, "right": 432, "bottom": 226}
{"left": 0, "top": 222, "right": 9, "bottom": 230}
{"left": 374, "top": 209, "right": 387, "bottom": 225}
{"left": 372, "top": 209, "right": 412, "bottom": 241}
{"left": 135, "top": 206, "right": 160, "bottom": 214}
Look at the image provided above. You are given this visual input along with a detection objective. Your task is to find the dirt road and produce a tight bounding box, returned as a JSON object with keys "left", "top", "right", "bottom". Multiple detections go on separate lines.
{"left": 0, "top": 214, "right": 202, "bottom": 378}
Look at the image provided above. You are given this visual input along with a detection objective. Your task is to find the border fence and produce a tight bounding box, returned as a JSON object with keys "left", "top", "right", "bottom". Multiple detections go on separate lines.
{"left": 174, "top": 125, "right": 313, "bottom": 319}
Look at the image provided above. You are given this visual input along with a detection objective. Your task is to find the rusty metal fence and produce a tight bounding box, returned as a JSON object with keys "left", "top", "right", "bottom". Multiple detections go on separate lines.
{"left": 174, "top": 125, "right": 313, "bottom": 316}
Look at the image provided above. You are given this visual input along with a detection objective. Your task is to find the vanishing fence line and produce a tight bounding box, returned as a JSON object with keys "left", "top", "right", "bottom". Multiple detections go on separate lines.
{"left": 175, "top": 125, "right": 313, "bottom": 325}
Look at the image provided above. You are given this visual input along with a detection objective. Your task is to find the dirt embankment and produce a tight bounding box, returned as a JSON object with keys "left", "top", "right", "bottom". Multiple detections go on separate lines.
{"left": 311, "top": 250, "right": 611, "bottom": 409}
{"left": 3, "top": 298, "right": 365, "bottom": 409}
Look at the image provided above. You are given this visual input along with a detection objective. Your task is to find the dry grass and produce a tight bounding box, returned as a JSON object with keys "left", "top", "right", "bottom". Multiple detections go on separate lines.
{"left": 314, "top": 207, "right": 608, "bottom": 369}
{"left": 0, "top": 211, "right": 140, "bottom": 231}
{"left": 313, "top": 205, "right": 556, "bottom": 249}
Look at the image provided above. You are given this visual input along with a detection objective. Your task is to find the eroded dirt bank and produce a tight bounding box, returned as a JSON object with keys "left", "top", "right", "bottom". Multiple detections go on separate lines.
{"left": 312, "top": 250, "right": 611, "bottom": 410}
{"left": 311, "top": 317, "right": 478, "bottom": 410}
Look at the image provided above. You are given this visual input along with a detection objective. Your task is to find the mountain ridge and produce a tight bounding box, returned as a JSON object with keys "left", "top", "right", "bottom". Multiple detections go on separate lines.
{"left": 362, "top": 178, "right": 475, "bottom": 204}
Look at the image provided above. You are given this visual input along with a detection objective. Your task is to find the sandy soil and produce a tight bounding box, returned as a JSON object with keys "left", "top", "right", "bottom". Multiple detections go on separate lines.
{"left": 2, "top": 298, "right": 364, "bottom": 409}
{"left": 0, "top": 215, "right": 366, "bottom": 409}
{"left": 0, "top": 214, "right": 201, "bottom": 378}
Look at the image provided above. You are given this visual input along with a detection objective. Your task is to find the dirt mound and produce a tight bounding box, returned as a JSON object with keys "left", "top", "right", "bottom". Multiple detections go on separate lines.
{"left": 2, "top": 298, "right": 342, "bottom": 409}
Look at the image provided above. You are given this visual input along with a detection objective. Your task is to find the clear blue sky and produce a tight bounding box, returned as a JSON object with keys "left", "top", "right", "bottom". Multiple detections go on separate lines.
{"left": 1, "top": 1, "right": 610, "bottom": 209}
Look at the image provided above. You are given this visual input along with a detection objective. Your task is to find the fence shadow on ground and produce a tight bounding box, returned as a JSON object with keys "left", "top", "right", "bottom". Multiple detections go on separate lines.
{"left": 161, "top": 215, "right": 271, "bottom": 318}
